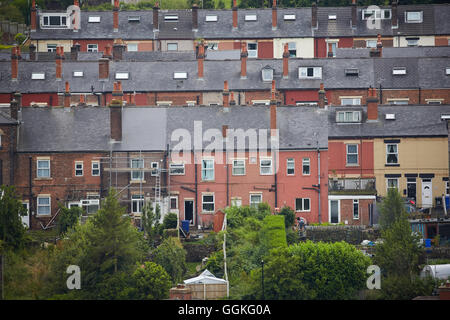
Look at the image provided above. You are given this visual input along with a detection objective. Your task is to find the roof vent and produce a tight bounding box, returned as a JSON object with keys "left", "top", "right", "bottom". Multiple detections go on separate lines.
{"left": 385, "top": 113, "right": 396, "bottom": 120}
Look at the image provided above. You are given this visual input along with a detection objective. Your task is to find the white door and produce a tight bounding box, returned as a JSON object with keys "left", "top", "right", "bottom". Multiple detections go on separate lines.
{"left": 421, "top": 180, "right": 433, "bottom": 208}
{"left": 21, "top": 202, "right": 29, "bottom": 228}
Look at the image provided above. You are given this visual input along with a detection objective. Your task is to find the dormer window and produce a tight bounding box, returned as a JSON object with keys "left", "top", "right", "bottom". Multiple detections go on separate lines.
{"left": 205, "top": 15, "right": 218, "bottom": 22}
{"left": 328, "top": 14, "right": 337, "bottom": 20}
{"left": 128, "top": 16, "right": 141, "bottom": 22}
{"left": 165, "top": 15, "right": 178, "bottom": 21}
{"left": 336, "top": 111, "right": 361, "bottom": 123}
{"left": 299, "top": 67, "right": 322, "bottom": 79}
{"left": 261, "top": 67, "right": 273, "bottom": 82}
{"left": 32, "top": 73, "right": 45, "bottom": 80}
{"left": 406, "top": 11, "right": 422, "bottom": 23}
{"left": 245, "top": 14, "right": 257, "bottom": 21}
{"left": 362, "top": 9, "right": 391, "bottom": 20}
{"left": 174, "top": 72, "right": 187, "bottom": 80}
{"left": 284, "top": 14, "right": 296, "bottom": 21}
{"left": 392, "top": 67, "right": 406, "bottom": 75}
{"left": 42, "top": 14, "right": 68, "bottom": 28}
{"left": 115, "top": 72, "right": 129, "bottom": 80}
{"left": 88, "top": 16, "right": 101, "bottom": 23}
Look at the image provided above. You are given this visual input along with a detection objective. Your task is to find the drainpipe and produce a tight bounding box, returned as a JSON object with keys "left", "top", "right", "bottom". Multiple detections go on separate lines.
{"left": 29, "top": 156, "right": 33, "bottom": 228}
{"left": 194, "top": 152, "right": 198, "bottom": 228}
{"left": 318, "top": 143, "right": 321, "bottom": 224}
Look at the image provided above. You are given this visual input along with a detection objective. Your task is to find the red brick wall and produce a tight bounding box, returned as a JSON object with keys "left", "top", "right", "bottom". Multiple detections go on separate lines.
{"left": 315, "top": 38, "right": 354, "bottom": 58}
{"left": 328, "top": 140, "right": 374, "bottom": 177}
{"left": 106, "top": 92, "right": 203, "bottom": 106}
{"left": 338, "top": 198, "right": 373, "bottom": 226}
{"left": 0, "top": 126, "right": 17, "bottom": 186}
{"left": 257, "top": 41, "right": 274, "bottom": 59}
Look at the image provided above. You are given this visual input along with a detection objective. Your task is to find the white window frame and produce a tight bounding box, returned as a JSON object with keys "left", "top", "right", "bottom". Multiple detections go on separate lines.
{"left": 47, "top": 44, "right": 57, "bottom": 52}
{"left": 37, "top": 195, "right": 51, "bottom": 216}
{"left": 92, "top": 161, "right": 100, "bottom": 176}
{"left": 353, "top": 199, "right": 359, "bottom": 220}
{"left": 202, "top": 193, "right": 215, "bottom": 213}
{"left": 386, "top": 144, "right": 399, "bottom": 165}
{"left": 387, "top": 98, "right": 409, "bottom": 105}
{"left": 75, "top": 161, "right": 83, "bottom": 177}
{"left": 295, "top": 198, "right": 311, "bottom": 212}
{"left": 151, "top": 162, "right": 159, "bottom": 176}
{"left": 131, "top": 194, "right": 144, "bottom": 214}
{"left": 299, "top": 67, "right": 322, "bottom": 79}
{"left": 170, "top": 196, "right": 179, "bottom": 210}
{"left": 173, "top": 72, "right": 187, "bottom": 80}
{"left": 88, "top": 16, "right": 101, "bottom": 23}
{"left": 127, "top": 43, "right": 138, "bottom": 52}
{"left": 41, "top": 14, "right": 69, "bottom": 28}
{"left": 302, "top": 158, "right": 310, "bottom": 175}
{"left": 87, "top": 44, "right": 98, "bottom": 52}
{"left": 205, "top": 15, "right": 218, "bottom": 22}
{"left": 73, "top": 71, "right": 84, "bottom": 77}
{"left": 346, "top": 144, "right": 359, "bottom": 165}
{"left": 32, "top": 73, "right": 45, "bottom": 80}
{"left": 250, "top": 193, "right": 262, "bottom": 208}
{"left": 167, "top": 43, "right": 178, "bottom": 51}
{"left": 37, "top": 159, "right": 50, "bottom": 178}
{"left": 247, "top": 42, "right": 258, "bottom": 58}
{"left": 260, "top": 158, "right": 273, "bottom": 175}
{"left": 169, "top": 163, "right": 185, "bottom": 175}
{"left": 405, "top": 11, "right": 423, "bottom": 23}
{"left": 131, "top": 158, "right": 144, "bottom": 181}
{"left": 202, "top": 159, "right": 215, "bottom": 181}
{"left": 245, "top": 14, "right": 257, "bottom": 21}
{"left": 115, "top": 72, "right": 129, "bottom": 80}
{"left": 336, "top": 111, "right": 361, "bottom": 123}
{"left": 284, "top": 14, "right": 296, "bottom": 21}
{"left": 287, "top": 158, "right": 295, "bottom": 176}
{"left": 387, "top": 178, "right": 399, "bottom": 191}
{"left": 232, "top": 159, "right": 246, "bottom": 176}
{"left": 392, "top": 67, "right": 406, "bottom": 75}
{"left": 231, "top": 197, "right": 242, "bottom": 207}
{"left": 164, "top": 15, "right": 179, "bottom": 21}
{"left": 262, "top": 68, "right": 274, "bottom": 82}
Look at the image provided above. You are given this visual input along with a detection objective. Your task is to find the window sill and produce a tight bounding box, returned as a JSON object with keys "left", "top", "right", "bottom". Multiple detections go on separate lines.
{"left": 201, "top": 180, "right": 215, "bottom": 183}
{"left": 201, "top": 211, "right": 214, "bottom": 215}
{"left": 295, "top": 210, "right": 311, "bottom": 213}
{"left": 385, "top": 164, "right": 400, "bottom": 167}
{"left": 130, "top": 180, "right": 146, "bottom": 184}
{"left": 346, "top": 164, "right": 359, "bottom": 167}
{"left": 36, "top": 214, "right": 52, "bottom": 217}
{"left": 35, "top": 178, "right": 52, "bottom": 181}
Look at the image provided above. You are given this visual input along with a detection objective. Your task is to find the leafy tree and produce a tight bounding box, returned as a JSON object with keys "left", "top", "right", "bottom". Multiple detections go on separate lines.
{"left": 152, "top": 237, "right": 187, "bottom": 285}
{"left": 279, "top": 206, "right": 295, "bottom": 228}
{"left": 260, "top": 215, "right": 287, "bottom": 250}
{"left": 142, "top": 202, "right": 161, "bottom": 246}
{"left": 246, "top": 241, "right": 371, "bottom": 300}
{"left": 162, "top": 212, "right": 178, "bottom": 230}
{"left": 129, "top": 261, "right": 172, "bottom": 300}
{"left": 0, "top": 185, "right": 28, "bottom": 249}
{"left": 56, "top": 205, "right": 82, "bottom": 235}
{"left": 379, "top": 188, "right": 407, "bottom": 230}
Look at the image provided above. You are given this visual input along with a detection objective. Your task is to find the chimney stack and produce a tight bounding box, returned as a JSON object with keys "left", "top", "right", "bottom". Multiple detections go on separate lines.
{"left": 312, "top": 2, "right": 318, "bottom": 29}
{"left": 270, "top": 80, "right": 277, "bottom": 136}
{"left": 56, "top": 46, "right": 64, "bottom": 80}
{"left": 327, "top": 43, "right": 334, "bottom": 58}
{"left": 11, "top": 47, "right": 18, "bottom": 81}
{"left": 392, "top": 0, "right": 398, "bottom": 29}
{"left": 10, "top": 97, "right": 19, "bottom": 120}
{"left": 153, "top": 3, "right": 159, "bottom": 31}
{"left": 318, "top": 83, "right": 326, "bottom": 108}
{"left": 367, "top": 87, "right": 379, "bottom": 121}
{"left": 71, "top": 43, "right": 80, "bottom": 61}
{"left": 99, "top": 46, "right": 112, "bottom": 80}
{"left": 29, "top": 43, "right": 36, "bottom": 61}
{"left": 232, "top": 0, "right": 238, "bottom": 30}
{"left": 192, "top": 4, "right": 198, "bottom": 31}
{"left": 64, "top": 81, "right": 71, "bottom": 108}
{"left": 113, "top": 0, "right": 119, "bottom": 32}
{"left": 223, "top": 81, "right": 230, "bottom": 107}
{"left": 113, "top": 40, "right": 125, "bottom": 61}
{"left": 351, "top": 0, "right": 357, "bottom": 28}
{"left": 230, "top": 92, "right": 236, "bottom": 106}
{"left": 197, "top": 42, "right": 205, "bottom": 79}
{"left": 78, "top": 94, "right": 86, "bottom": 106}
{"left": 272, "top": 0, "right": 277, "bottom": 30}
{"left": 31, "top": 0, "right": 37, "bottom": 32}
{"left": 283, "top": 43, "right": 289, "bottom": 79}
{"left": 110, "top": 82, "right": 123, "bottom": 142}
{"left": 369, "top": 34, "right": 383, "bottom": 57}
{"left": 240, "top": 42, "right": 248, "bottom": 79}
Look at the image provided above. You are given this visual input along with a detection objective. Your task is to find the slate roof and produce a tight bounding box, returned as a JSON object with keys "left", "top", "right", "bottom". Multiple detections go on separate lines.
{"left": 1, "top": 56, "right": 448, "bottom": 94}
{"left": 336, "top": 46, "right": 450, "bottom": 59}
{"left": 433, "top": 4, "right": 450, "bottom": 36}
{"left": 327, "top": 105, "right": 450, "bottom": 139}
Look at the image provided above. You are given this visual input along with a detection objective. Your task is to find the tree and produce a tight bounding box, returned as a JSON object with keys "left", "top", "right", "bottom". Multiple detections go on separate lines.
{"left": 152, "top": 237, "right": 187, "bottom": 285}
{"left": 246, "top": 241, "right": 371, "bottom": 300}
{"left": 379, "top": 188, "right": 407, "bottom": 230}
{"left": 142, "top": 202, "right": 161, "bottom": 247}
{"left": 129, "top": 262, "right": 172, "bottom": 300}
{"left": 0, "top": 185, "right": 28, "bottom": 249}
{"left": 56, "top": 205, "right": 82, "bottom": 235}
{"left": 278, "top": 206, "right": 295, "bottom": 228}
{"left": 162, "top": 212, "right": 178, "bottom": 230}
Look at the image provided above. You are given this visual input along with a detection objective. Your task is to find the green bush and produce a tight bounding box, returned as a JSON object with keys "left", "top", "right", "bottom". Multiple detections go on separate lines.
{"left": 162, "top": 212, "right": 178, "bottom": 230}
{"left": 152, "top": 237, "right": 187, "bottom": 285}
{"left": 260, "top": 215, "right": 287, "bottom": 250}
{"left": 279, "top": 206, "right": 295, "bottom": 228}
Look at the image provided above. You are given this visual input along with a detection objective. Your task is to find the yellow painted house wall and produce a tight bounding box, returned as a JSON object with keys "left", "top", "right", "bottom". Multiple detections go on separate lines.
{"left": 32, "top": 40, "right": 73, "bottom": 53}
{"left": 374, "top": 137, "right": 449, "bottom": 207}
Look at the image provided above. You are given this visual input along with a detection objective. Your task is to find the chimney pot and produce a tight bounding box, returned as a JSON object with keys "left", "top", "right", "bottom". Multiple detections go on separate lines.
{"left": 232, "top": 0, "right": 238, "bottom": 29}
{"left": 197, "top": 42, "right": 205, "bottom": 79}
{"left": 367, "top": 87, "right": 379, "bottom": 121}
{"left": 110, "top": 85, "right": 123, "bottom": 142}
{"left": 272, "top": 0, "right": 277, "bottom": 30}
{"left": 283, "top": 43, "right": 289, "bottom": 78}
{"left": 192, "top": 4, "right": 198, "bottom": 30}
{"left": 113, "top": 0, "right": 119, "bottom": 32}
{"left": 318, "top": 83, "right": 326, "bottom": 108}
{"left": 31, "top": 0, "right": 37, "bottom": 32}
{"left": 240, "top": 42, "right": 248, "bottom": 79}
{"left": 351, "top": 0, "right": 357, "bottom": 28}
{"left": 153, "top": 3, "right": 159, "bottom": 31}
{"left": 11, "top": 47, "right": 18, "bottom": 80}
{"left": 223, "top": 81, "right": 230, "bottom": 107}
{"left": 64, "top": 82, "right": 71, "bottom": 108}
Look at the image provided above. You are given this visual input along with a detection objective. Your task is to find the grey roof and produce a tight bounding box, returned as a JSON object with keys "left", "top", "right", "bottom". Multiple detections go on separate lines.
{"left": 336, "top": 46, "right": 450, "bottom": 59}
{"left": 327, "top": 105, "right": 450, "bottom": 139}
{"left": 433, "top": 4, "right": 450, "bottom": 36}
{"left": 0, "top": 110, "right": 18, "bottom": 125}
{"left": 397, "top": 5, "right": 435, "bottom": 36}
{"left": 166, "top": 105, "right": 328, "bottom": 150}
{"left": 196, "top": 8, "right": 313, "bottom": 39}
{"left": 205, "top": 50, "right": 240, "bottom": 60}
{"left": 0, "top": 56, "right": 448, "bottom": 94}
{"left": 18, "top": 107, "right": 110, "bottom": 152}
{"left": 157, "top": 9, "right": 194, "bottom": 39}
{"left": 123, "top": 50, "right": 196, "bottom": 61}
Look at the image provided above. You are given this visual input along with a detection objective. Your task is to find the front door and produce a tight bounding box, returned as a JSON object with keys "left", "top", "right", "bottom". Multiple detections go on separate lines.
{"left": 407, "top": 180, "right": 417, "bottom": 202}
{"left": 184, "top": 200, "right": 194, "bottom": 225}
{"left": 21, "top": 202, "right": 29, "bottom": 228}
{"left": 329, "top": 200, "right": 340, "bottom": 224}
{"left": 421, "top": 180, "right": 433, "bottom": 208}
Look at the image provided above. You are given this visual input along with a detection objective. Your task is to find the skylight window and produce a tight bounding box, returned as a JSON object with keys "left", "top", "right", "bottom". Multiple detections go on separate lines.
{"left": 205, "top": 15, "right": 218, "bottom": 22}
{"left": 245, "top": 14, "right": 257, "bottom": 21}
{"left": 73, "top": 71, "right": 84, "bottom": 77}
{"left": 32, "top": 73, "right": 45, "bottom": 80}
{"left": 115, "top": 72, "right": 129, "bottom": 80}
{"left": 165, "top": 15, "right": 179, "bottom": 21}
{"left": 345, "top": 68, "right": 359, "bottom": 76}
{"left": 392, "top": 67, "right": 406, "bottom": 75}
{"left": 406, "top": 11, "right": 422, "bottom": 23}
{"left": 283, "top": 14, "right": 296, "bottom": 21}
{"left": 174, "top": 72, "right": 187, "bottom": 79}
{"left": 88, "top": 16, "right": 101, "bottom": 23}
{"left": 328, "top": 14, "right": 337, "bottom": 20}
{"left": 446, "top": 67, "right": 450, "bottom": 75}
{"left": 128, "top": 16, "right": 141, "bottom": 22}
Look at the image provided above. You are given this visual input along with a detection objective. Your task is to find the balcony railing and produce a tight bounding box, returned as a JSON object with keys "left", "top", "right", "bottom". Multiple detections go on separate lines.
{"left": 328, "top": 178, "right": 377, "bottom": 195}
